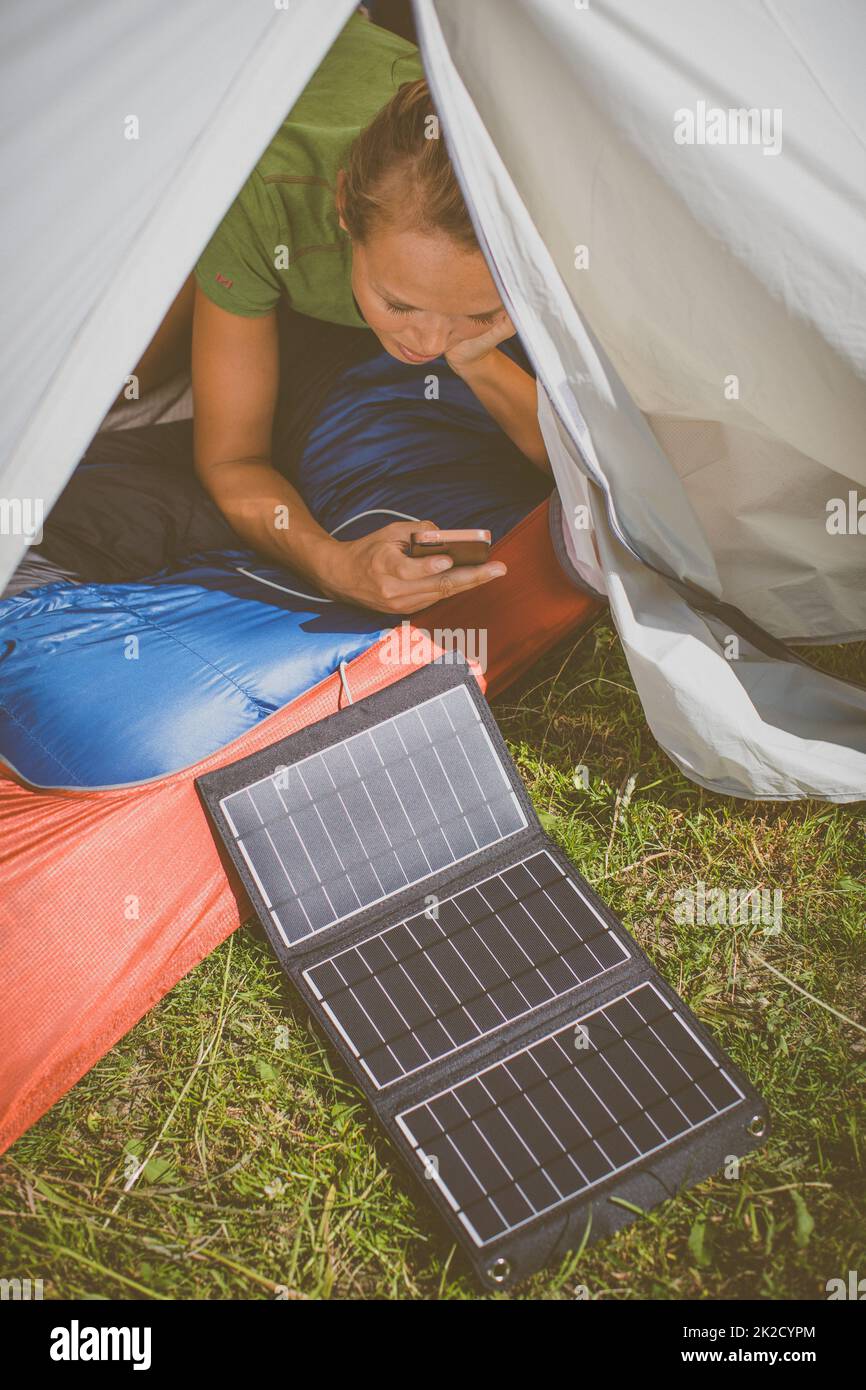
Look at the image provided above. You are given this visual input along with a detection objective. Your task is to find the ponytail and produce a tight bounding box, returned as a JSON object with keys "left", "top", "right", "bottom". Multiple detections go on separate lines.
{"left": 341, "top": 79, "right": 477, "bottom": 248}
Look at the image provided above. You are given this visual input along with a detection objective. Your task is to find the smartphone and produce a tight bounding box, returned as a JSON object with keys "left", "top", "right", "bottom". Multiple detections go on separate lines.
{"left": 408, "top": 529, "right": 492, "bottom": 566}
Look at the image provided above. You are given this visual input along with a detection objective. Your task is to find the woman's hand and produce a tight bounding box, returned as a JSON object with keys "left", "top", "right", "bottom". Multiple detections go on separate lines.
{"left": 445, "top": 310, "right": 517, "bottom": 376}
{"left": 443, "top": 311, "right": 549, "bottom": 471}
{"left": 315, "top": 520, "right": 506, "bottom": 614}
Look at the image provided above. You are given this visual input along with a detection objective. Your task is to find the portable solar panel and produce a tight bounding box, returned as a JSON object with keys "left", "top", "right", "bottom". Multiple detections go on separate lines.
{"left": 198, "top": 659, "right": 768, "bottom": 1287}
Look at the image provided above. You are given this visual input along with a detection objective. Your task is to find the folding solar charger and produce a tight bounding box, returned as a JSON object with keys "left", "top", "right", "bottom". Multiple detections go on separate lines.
{"left": 198, "top": 659, "right": 768, "bottom": 1288}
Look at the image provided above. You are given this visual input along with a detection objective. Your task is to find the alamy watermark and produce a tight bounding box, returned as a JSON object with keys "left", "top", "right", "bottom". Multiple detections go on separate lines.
{"left": 826, "top": 1270, "right": 866, "bottom": 1300}
{"left": 0, "top": 497, "right": 44, "bottom": 544}
{"left": 0, "top": 1276, "right": 44, "bottom": 1300}
{"left": 674, "top": 101, "right": 783, "bottom": 157}
{"left": 50, "top": 1321, "right": 151, "bottom": 1370}
{"left": 826, "top": 491, "right": 865, "bottom": 535}
{"left": 674, "top": 881, "right": 782, "bottom": 933}
{"left": 379, "top": 619, "right": 488, "bottom": 674}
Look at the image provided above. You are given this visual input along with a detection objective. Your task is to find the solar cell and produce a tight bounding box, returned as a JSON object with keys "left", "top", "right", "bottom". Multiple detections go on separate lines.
{"left": 219, "top": 684, "right": 527, "bottom": 946}
{"left": 198, "top": 662, "right": 766, "bottom": 1285}
{"left": 304, "top": 850, "right": 630, "bottom": 1087}
{"left": 395, "top": 982, "right": 745, "bottom": 1246}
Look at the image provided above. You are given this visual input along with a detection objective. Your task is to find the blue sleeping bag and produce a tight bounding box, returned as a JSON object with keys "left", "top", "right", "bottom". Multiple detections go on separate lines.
{"left": 290, "top": 345, "right": 550, "bottom": 541}
{"left": 0, "top": 556, "right": 391, "bottom": 788}
{"left": 0, "top": 347, "right": 550, "bottom": 788}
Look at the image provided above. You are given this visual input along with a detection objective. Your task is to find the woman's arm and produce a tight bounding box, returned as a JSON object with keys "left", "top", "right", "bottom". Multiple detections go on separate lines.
{"left": 446, "top": 314, "right": 550, "bottom": 472}
{"left": 192, "top": 289, "right": 333, "bottom": 573}
{"left": 192, "top": 288, "right": 507, "bottom": 611}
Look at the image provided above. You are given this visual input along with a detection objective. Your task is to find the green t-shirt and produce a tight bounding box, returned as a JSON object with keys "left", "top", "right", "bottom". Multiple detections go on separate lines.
{"left": 195, "top": 14, "right": 422, "bottom": 326}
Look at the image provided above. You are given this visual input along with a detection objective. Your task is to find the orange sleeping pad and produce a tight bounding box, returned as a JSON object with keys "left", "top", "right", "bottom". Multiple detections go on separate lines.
{"left": 0, "top": 500, "right": 599, "bottom": 1152}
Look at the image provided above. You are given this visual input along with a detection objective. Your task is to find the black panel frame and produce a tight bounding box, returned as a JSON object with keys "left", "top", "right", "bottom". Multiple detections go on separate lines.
{"left": 198, "top": 658, "right": 768, "bottom": 1289}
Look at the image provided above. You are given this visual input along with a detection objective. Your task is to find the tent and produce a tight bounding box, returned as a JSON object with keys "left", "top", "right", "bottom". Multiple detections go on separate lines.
{"left": 1, "top": 0, "right": 865, "bottom": 1148}
{"left": 3, "top": 0, "right": 865, "bottom": 798}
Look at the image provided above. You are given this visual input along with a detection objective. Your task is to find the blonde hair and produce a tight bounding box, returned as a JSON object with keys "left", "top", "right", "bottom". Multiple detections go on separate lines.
{"left": 341, "top": 79, "right": 477, "bottom": 248}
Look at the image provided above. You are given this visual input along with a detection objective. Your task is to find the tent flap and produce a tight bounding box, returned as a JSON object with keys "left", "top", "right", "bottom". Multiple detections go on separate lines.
{"left": 416, "top": 0, "right": 866, "bottom": 799}
{"left": 0, "top": 0, "right": 358, "bottom": 585}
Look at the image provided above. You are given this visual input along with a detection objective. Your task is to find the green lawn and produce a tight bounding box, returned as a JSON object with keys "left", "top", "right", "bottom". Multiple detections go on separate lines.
{"left": 2, "top": 621, "right": 864, "bottom": 1299}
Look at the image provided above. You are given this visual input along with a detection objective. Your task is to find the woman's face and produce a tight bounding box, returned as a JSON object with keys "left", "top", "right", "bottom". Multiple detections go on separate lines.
{"left": 344, "top": 217, "right": 507, "bottom": 365}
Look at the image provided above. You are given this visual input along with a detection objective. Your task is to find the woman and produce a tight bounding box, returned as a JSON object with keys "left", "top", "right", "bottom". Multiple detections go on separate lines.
{"left": 33, "top": 12, "right": 549, "bottom": 612}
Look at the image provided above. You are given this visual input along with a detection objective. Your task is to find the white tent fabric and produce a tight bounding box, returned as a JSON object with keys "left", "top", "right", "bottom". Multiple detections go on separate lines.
{"left": 414, "top": 0, "right": 866, "bottom": 799}
{"left": 0, "top": 0, "right": 357, "bottom": 582}
{"left": 1, "top": 0, "right": 864, "bottom": 799}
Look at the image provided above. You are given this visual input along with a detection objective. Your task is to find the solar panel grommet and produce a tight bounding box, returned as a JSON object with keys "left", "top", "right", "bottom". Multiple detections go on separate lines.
{"left": 746, "top": 1113, "right": 767, "bottom": 1138}
{"left": 486, "top": 1258, "right": 512, "bottom": 1285}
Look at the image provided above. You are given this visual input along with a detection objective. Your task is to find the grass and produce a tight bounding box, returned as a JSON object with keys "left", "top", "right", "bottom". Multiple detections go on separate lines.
{"left": 1, "top": 620, "right": 864, "bottom": 1299}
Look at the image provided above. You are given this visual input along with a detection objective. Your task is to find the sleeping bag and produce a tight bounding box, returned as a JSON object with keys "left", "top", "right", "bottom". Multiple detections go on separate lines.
{"left": 1, "top": 336, "right": 553, "bottom": 788}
